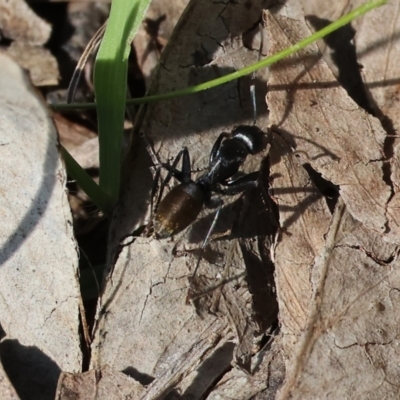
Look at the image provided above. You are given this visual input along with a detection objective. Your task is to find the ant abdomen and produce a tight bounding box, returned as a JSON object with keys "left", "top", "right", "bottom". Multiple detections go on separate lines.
{"left": 154, "top": 181, "right": 205, "bottom": 238}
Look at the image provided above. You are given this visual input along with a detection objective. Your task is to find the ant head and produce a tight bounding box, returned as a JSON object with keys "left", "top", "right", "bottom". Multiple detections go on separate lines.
{"left": 231, "top": 125, "right": 267, "bottom": 154}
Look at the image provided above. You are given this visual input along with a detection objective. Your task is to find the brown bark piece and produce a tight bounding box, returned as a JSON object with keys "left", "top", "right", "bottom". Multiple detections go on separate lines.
{"left": 55, "top": 366, "right": 145, "bottom": 400}
{"left": 302, "top": 0, "right": 400, "bottom": 245}
{"left": 266, "top": 10, "right": 390, "bottom": 234}
{"left": 353, "top": 0, "right": 400, "bottom": 134}
{"left": 265, "top": 3, "right": 400, "bottom": 399}
{"left": 91, "top": 238, "right": 230, "bottom": 375}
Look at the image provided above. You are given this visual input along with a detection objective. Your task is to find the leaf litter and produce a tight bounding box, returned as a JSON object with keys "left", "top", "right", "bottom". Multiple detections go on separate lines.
{"left": 265, "top": 1, "right": 400, "bottom": 399}
{"left": 61, "top": 0, "right": 400, "bottom": 398}
{"left": 91, "top": 0, "right": 280, "bottom": 398}
{"left": 0, "top": 53, "right": 81, "bottom": 399}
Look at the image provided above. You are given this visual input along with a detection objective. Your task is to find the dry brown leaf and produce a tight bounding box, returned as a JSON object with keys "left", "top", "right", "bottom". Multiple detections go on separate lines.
{"left": 269, "top": 133, "right": 332, "bottom": 350}
{"left": 62, "top": 1, "right": 109, "bottom": 63}
{"left": 302, "top": 0, "right": 400, "bottom": 245}
{"left": 353, "top": 0, "right": 400, "bottom": 243}
{"left": 133, "top": 0, "right": 189, "bottom": 82}
{"left": 0, "top": 0, "right": 51, "bottom": 45}
{"left": 55, "top": 113, "right": 97, "bottom": 148}
{"left": 278, "top": 201, "right": 400, "bottom": 399}
{"left": 0, "top": 53, "right": 81, "bottom": 397}
{"left": 263, "top": 2, "right": 400, "bottom": 399}
{"left": 55, "top": 366, "right": 145, "bottom": 400}
{"left": 206, "top": 335, "right": 285, "bottom": 399}
{"left": 302, "top": 0, "right": 351, "bottom": 21}
{"left": 4, "top": 42, "right": 59, "bottom": 86}
{"left": 266, "top": 9, "right": 389, "bottom": 233}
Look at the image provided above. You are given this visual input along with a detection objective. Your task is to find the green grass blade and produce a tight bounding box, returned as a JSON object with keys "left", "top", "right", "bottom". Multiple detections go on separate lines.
{"left": 94, "top": 0, "right": 151, "bottom": 209}
{"left": 53, "top": 0, "right": 386, "bottom": 112}
{"left": 61, "top": 146, "right": 112, "bottom": 215}
{"left": 124, "top": 0, "right": 387, "bottom": 104}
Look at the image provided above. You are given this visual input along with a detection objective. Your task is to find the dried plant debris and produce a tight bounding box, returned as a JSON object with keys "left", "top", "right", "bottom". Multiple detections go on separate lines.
{"left": 353, "top": 0, "right": 400, "bottom": 244}
{"left": 263, "top": 1, "right": 400, "bottom": 399}
{"left": 61, "top": 2, "right": 109, "bottom": 64}
{"left": 0, "top": 0, "right": 51, "bottom": 45}
{"left": 5, "top": 42, "right": 59, "bottom": 86}
{"left": 277, "top": 200, "right": 400, "bottom": 399}
{"left": 0, "top": 0, "right": 60, "bottom": 86}
{"left": 269, "top": 133, "right": 332, "bottom": 350}
{"left": 266, "top": 9, "right": 390, "bottom": 234}
{"left": 301, "top": 0, "right": 400, "bottom": 243}
{"left": 133, "top": 0, "right": 189, "bottom": 82}
{"left": 0, "top": 53, "right": 81, "bottom": 397}
{"left": 54, "top": 114, "right": 98, "bottom": 167}
{"left": 55, "top": 366, "right": 145, "bottom": 400}
{"left": 205, "top": 335, "right": 286, "bottom": 399}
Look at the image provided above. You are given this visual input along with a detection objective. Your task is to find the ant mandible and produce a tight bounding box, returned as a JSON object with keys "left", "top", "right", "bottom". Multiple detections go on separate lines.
{"left": 152, "top": 124, "right": 267, "bottom": 277}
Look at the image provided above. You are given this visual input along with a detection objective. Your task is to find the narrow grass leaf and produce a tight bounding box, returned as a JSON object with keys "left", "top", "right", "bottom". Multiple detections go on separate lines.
{"left": 94, "top": 0, "right": 152, "bottom": 209}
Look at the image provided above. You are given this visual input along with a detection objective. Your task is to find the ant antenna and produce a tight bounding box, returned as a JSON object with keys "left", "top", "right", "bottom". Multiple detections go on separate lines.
{"left": 250, "top": 75, "right": 257, "bottom": 126}
{"left": 139, "top": 131, "right": 161, "bottom": 168}
{"left": 138, "top": 132, "right": 163, "bottom": 236}
{"left": 250, "top": 23, "right": 264, "bottom": 126}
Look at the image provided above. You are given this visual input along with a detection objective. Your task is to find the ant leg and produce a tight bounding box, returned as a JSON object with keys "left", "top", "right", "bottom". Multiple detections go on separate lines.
{"left": 209, "top": 133, "right": 230, "bottom": 165}
{"left": 120, "top": 133, "right": 162, "bottom": 241}
{"left": 139, "top": 131, "right": 191, "bottom": 183}
{"left": 142, "top": 165, "right": 162, "bottom": 236}
{"left": 190, "top": 172, "right": 257, "bottom": 251}
{"left": 151, "top": 166, "right": 161, "bottom": 212}
{"left": 218, "top": 172, "right": 259, "bottom": 196}
{"left": 155, "top": 148, "right": 184, "bottom": 213}
{"left": 155, "top": 147, "right": 191, "bottom": 215}
{"left": 160, "top": 147, "right": 191, "bottom": 183}
{"left": 180, "top": 146, "right": 192, "bottom": 183}
{"left": 139, "top": 131, "right": 175, "bottom": 220}
{"left": 139, "top": 131, "right": 162, "bottom": 168}
{"left": 191, "top": 202, "right": 223, "bottom": 282}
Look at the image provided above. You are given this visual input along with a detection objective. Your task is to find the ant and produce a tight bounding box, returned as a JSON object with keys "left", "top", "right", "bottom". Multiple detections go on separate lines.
{"left": 150, "top": 123, "right": 268, "bottom": 280}
{"left": 145, "top": 31, "right": 268, "bottom": 285}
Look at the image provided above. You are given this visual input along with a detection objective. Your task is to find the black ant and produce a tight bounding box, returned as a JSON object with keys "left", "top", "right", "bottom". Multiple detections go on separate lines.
{"left": 151, "top": 124, "right": 268, "bottom": 279}
{"left": 145, "top": 30, "right": 268, "bottom": 285}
